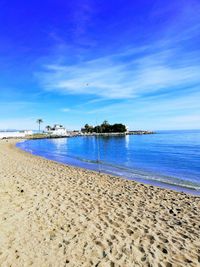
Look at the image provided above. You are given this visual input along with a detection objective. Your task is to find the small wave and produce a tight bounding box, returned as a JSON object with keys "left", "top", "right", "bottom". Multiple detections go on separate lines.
{"left": 60, "top": 153, "right": 200, "bottom": 192}
{"left": 16, "top": 140, "right": 200, "bottom": 194}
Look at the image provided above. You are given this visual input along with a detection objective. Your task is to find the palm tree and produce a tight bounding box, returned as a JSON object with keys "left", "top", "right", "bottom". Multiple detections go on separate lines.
{"left": 36, "top": 119, "right": 43, "bottom": 133}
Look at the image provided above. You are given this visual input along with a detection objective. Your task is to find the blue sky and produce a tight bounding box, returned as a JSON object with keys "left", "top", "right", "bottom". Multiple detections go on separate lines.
{"left": 0, "top": 0, "right": 200, "bottom": 130}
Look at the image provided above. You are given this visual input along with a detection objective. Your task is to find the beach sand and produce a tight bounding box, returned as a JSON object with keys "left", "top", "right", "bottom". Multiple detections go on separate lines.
{"left": 0, "top": 139, "right": 199, "bottom": 267}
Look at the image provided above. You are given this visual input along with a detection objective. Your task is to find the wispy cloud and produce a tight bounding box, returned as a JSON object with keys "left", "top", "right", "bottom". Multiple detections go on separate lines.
{"left": 61, "top": 108, "right": 70, "bottom": 112}
{"left": 33, "top": 0, "right": 200, "bottom": 130}
{"left": 66, "top": 0, "right": 97, "bottom": 51}
{"left": 37, "top": 45, "right": 200, "bottom": 99}
{"left": 36, "top": 0, "right": 200, "bottom": 102}
{"left": 82, "top": 89, "right": 200, "bottom": 116}
{"left": 71, "top": 0, "right": 95, "bottom": 37}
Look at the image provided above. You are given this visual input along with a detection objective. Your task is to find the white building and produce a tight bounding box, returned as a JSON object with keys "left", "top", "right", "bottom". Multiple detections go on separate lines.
{"left": 0, "top": 130, "right": 33, "bottom": 139}
{"left": 46, "top": 124, "right": 68, "bottom": 136}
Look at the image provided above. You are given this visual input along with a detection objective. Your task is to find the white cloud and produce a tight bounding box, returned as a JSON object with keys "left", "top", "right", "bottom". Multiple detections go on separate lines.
{"left": 34, "top": 0, "right": 200, "bottom": 130}
{"left": 35, "top": 0, "right": 200, "bottom": 101}
{"left": 83, "top": 89, "right": 200, "bottom": 116}
{"left": 168, "top": 114, "right": 200, "bottom": 124}
{"left": 61, "top": 108, "right": 70, "bottom": 112}
{"left": 37, "top": 47, "right": 200, "bottom": 100}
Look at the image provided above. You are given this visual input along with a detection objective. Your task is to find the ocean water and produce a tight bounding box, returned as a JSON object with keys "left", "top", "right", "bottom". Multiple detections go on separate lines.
{"left": 17, "top": 130, "right": 200, "bottom": 195}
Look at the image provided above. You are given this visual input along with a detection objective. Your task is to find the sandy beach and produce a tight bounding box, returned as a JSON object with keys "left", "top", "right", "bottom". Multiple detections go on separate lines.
{"left": 0, "top": 139, "right": 199, "bottom": 267}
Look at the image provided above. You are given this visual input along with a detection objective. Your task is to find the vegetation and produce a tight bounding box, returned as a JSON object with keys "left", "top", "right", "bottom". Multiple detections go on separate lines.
{"left": 82, "top": 121, "right": 127, "bottom": 133}
{"left": 36, "top": 119, "right": 43, "bottom": 133}
{"left": 27, "top": 133, "right": 47, "bottom": 139}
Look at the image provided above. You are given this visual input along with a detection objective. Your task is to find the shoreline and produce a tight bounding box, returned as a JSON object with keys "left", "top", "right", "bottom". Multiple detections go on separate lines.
{"left": 0, "top": 139, "right": 200, "bottom": 266}
{"left": 17, "top": 139, "right": 200, "bottom": 197}
{"left": 0, "top": 130, "right": 155, "bottom": 140}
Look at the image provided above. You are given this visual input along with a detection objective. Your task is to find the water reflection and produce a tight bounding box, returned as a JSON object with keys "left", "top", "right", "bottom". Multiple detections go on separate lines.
{"left": 17, "top": 131, "right": 200, "bottom": 192}
{"left": 125, "top": 135, "right": 130, "bottom": 149}
{"left": 50, "top": 138, "right": 68, "bottom": 151}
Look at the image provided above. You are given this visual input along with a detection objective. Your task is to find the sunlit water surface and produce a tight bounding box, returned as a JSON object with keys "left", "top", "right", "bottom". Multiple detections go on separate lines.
{"left": 17, "top": 130, "right": 200, "bottom": 195}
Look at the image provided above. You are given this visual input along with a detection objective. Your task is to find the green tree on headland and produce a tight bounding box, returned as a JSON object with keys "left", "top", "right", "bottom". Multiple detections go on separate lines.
{"left": 101, "top": 120, "right": 110, "bottom": 133}
{"left": 111, "top": 123, "right": 126, "bottom": 133}
{"left": 82, "top": 121, "right": 126, "bottom": 133}
{"left": 36, "top": 119, "right": 43, "bottom": 133}
{"left": 84, "top": 124, "right": 90, "bottom": 132}
{"left": 83, "top": 124, "right": 94, "bottom": 133}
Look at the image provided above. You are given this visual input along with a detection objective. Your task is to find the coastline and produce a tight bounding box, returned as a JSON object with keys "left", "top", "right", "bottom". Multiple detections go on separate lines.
{"left": 0, "top": 130, "right": 155, "bottom": 140}
{"left": 0, "top": 139, "right": 200, "bottom": 266}
{"left": 17, "top": 138, "right": 200, "bottom": 196}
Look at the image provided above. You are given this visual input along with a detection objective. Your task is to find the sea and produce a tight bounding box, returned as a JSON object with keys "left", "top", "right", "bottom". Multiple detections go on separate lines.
{"left": 17, "top": 130, "right": 200, "bottom": 195}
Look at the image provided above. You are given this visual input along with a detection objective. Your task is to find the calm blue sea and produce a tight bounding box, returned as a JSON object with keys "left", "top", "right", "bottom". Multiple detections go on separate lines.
{"left": 17, "top": 130, "right": 200, "bottom": 195}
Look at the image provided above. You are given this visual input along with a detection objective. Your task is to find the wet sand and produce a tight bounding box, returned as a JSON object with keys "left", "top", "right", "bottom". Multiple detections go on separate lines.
{"left": 0, "top": 139, "right": 199, "bottom": 267}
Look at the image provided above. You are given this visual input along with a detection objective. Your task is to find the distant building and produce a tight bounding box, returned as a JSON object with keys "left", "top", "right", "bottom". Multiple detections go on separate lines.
{"left": 0, "top": 130, "right": 33, "bottom": 139}
{"left": 23, "top": 130, "right": 33, "bottom": 135}
{"left": 45, "top": 124, "right": 68, "bottom": 136}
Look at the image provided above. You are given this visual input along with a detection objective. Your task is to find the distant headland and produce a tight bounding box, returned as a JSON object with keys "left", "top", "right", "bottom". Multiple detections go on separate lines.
{"left": 81, "top": 121, "right": 155, "bottom": 136}
{"left": 0, "top": 120, "right": 155, "bottom": 140}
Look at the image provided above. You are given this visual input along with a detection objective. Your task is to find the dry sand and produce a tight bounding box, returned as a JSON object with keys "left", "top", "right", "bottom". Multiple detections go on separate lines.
{"left": 0, "top": 139, "right": 199, "bottom": 267}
